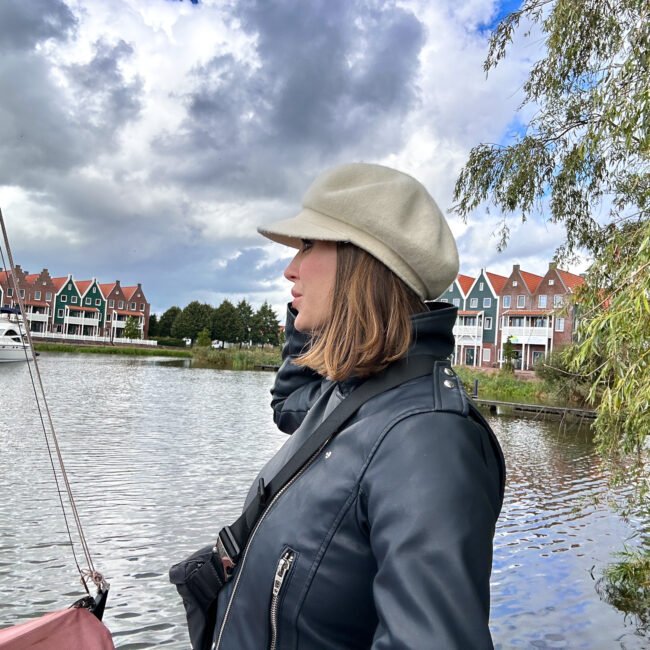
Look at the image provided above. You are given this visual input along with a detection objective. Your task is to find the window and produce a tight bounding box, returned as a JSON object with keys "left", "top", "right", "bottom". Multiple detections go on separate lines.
{"left": 452, "top": 298, "right": 460, "bottom": 307}
{"left": 555, "top": 317, "right": 565, "bottom": 332}
{"left": 439, "top": 298, "right": 448, "bottom": 303}
{"left": 512, "top": 280, "right": 518, "bottom": 287}
{"left": 548, "top": 279, "right": 554, "bottom": 286}
{"left": 71, "top": 296, "right": 78, "bottom": 304}
{"left": 118, "top": 301, "right": 124, "bottom": 309}
{"left": 7, "top": 288, "right": 12, "bottom": 297}
{"left": 538, "top": 295, "right": 547, "bottom": 308}
{"left": 479, "top": 282, "right": 484, "bottom": 291}
{"left": 109, "top": 299, "right": 114, "bottom": 308}
{"left": 484, "top": 317, "right": 492, "bottom": 330}
{"left": 483, "top": 297, "right": 492, "bottom": 308}
{"left": 483, "top": 348, "right": 491, "bottom": 362}
{"left": 57, "top": 309, "right": 64, "bottom": 318}
{"left": 503, "top": 295, "right": 511, "bottom": 308}
{"left": 107, "top": 313, "right": 111, "bottom": 321}
{"left": 470, "top": 298, "right": 478, "bottom": 308}
{"left": 92, "top": 287, "right": 96, "bottom": 293}
{"left": 517, "top": 295, "right": 525, "bottom": 308}
{"left": 34, "top": 290, "right": 41, "bottom": 300}
{"left": 554, "top": 294, "right": 563, "bottom": 307}
{"left": 19, "top": 289, "right": 25, "bottom": 298}
{"left": 85, "top": 297, "right": 92, "bottom": 305}
{"left": 140, "top": 303, "right": 145, "bottom": 311}
{"left": 61, "top": 294, "right": 67, "bottom": 303}
{"left": 67, "top": 283, "right": 72, "bottom": 290}
{"left": 130, "top": 302, "right": 136, "bottom": 310}
{"left": 45, "top": 292, "right": 52, "bottom": 301}
{"left": 137, "top": 293, "right": 141, "bottom": 298}
{"left": 95, "top": 299, "right": 101, "bottom": 306}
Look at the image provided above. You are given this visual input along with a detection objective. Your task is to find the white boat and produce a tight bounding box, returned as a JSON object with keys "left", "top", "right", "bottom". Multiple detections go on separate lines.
{"left": 0, "top": 307, "right": 33, "bottom": 362}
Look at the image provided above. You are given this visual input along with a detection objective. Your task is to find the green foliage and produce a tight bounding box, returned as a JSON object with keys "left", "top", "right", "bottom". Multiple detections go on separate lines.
{"left": 212, "top": 299, "right": 243, "bottom": 345}
{"left": 158, "top": 306, "right": 181, "bottom": 337}
{"left": 148, "top": 313, "right": 158, "bottom": 338}
{"left": 564, "top": 220, "right": 650, "bottom": 458}
{"left": 252, "top": 301, "right": 280, "bottom": 347}
{"left": 596, "top": 546, "right": 650, "bottom": 634}
{"left": 236, "top": 299, "right": 255, "bottom": 347}
{"left": 195, "top": 327, "right": 212, "bottom": 347}
{"left": 534, "top": 348, "right": 593, "bottom": 406}
{"left": 455, "top": 367, "right": 549, "bottom": 404}
{"left": 502, "top": 336, "right": 515, "bottom": 373}
{"left": 192, "top": 345, "right": 281, "bottom": 370}
{"left": 171, "top": 301, "right": 213, "bottom": 342}
{"left": 123, "top": 316, "right": 141, "bottom": 340}
{"left": 33, "top": 342, "right": 190, "bottom": 357}
{"left": 454, "top": 0, "right": 649, "bottom": 257}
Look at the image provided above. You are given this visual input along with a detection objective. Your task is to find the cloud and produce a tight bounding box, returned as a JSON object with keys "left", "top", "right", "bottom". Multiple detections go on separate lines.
{"left": 0, "top": 0, "right": 571, "bottom": 317}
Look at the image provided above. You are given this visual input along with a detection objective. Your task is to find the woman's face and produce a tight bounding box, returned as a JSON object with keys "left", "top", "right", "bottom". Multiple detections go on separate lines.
{"left": 284, "top": 239, "right": 337, "bottom": 333}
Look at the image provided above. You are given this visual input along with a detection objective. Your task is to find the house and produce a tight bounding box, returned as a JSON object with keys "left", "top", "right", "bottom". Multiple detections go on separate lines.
{"left": 22, "top": 269, "right": 56, "bottom": 334}
{"left": 498, "top": 265, "right": 547, "bottom": 369}
{"left": 52, "top": 275, "right": 85, "bottom": 336}
{"left": 74, "top": 279, "right": 105, "bottom": 337}
{"left": 121, "top": 284, "right": 151, "bottom": 338}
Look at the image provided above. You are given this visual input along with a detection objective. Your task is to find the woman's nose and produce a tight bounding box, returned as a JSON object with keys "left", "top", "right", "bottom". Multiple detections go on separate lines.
{"left": 284, "top": 251, "right": 300, "bottom": 282}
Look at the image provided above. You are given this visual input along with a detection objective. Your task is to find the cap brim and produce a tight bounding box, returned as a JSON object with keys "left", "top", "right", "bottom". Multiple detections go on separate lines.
{"left": 257, "top": 208, "right": 352, "bottom": 249}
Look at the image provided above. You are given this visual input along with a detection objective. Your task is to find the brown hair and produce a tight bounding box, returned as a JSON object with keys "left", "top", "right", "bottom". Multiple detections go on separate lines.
{"left": 294, "top": 243, "right": 425, "bottom": 381}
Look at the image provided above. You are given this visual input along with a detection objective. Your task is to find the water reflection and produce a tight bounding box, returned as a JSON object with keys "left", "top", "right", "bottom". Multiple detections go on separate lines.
{"left": 0, "top": 355, "right": 647, "bottom": 648}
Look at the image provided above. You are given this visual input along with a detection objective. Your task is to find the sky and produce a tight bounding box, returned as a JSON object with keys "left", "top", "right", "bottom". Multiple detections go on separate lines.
{"left": 0, "top": 0, "right": 582, "bottom": 318}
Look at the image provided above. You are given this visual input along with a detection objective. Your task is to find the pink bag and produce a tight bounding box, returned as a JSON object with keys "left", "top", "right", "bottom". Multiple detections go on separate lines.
{"left": 0, "top": 607, "right": 115, "bottom": 650}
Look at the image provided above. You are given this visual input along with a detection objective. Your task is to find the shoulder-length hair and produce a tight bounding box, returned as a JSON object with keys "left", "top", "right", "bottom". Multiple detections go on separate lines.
{"left": 294, "top": 242, "right": 425, "bottom": 381}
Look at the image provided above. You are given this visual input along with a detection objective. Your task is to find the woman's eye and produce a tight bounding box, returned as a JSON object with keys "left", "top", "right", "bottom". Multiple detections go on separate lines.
{"left": 301, "top": 239, "right": 314, "bottom": 252}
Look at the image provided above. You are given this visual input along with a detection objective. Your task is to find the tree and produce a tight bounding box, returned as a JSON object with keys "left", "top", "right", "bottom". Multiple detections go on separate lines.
{"left": 195, "top": 327, "right": 212, "bottom": 347}
{"left": 252, "top": 301, "right": 280, "bottom": 347}
{"left": 453, "top": 0, "right": 649, "bottom": 459}
{"left": 171, "top": 301, "right": 214, "bottom": 343}
{"left": 123, "top": 316, "right": 141, "bottom": 340}
{"left": 148, "top": 313, "right": 158, "bottom": 338}
{"left": 212, "top": 299, "right": 243, "bottom": 346}
{"left": 158, "top": 306, "right": 181, "bottom": 337}
{"left": 502, "top": 336, "right": 515, "bottom": 373}
{"left": 236, "top": 299, "right": 255, "bottom": 348}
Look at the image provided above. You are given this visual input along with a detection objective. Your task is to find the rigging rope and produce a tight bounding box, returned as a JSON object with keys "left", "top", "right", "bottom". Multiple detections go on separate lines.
{"left": 0, "top": 207, "right": 105, "bottom": 595}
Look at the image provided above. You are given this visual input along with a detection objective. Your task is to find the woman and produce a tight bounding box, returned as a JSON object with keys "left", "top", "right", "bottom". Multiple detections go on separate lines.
{"left": 211, "top": 163, "right": 505, "bottom": 649}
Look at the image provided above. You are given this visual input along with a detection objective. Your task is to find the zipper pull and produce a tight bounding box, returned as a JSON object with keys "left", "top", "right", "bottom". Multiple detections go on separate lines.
{"left": 272, "top": 551, "right": 295, "bottom": 597}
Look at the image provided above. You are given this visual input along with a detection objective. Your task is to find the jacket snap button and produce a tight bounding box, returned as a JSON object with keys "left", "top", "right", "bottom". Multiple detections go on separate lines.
{"left": 443, "top": 367, "right": 454, "bottom": 376}
{"left": 443, "top": 379, "right": 455, "bottom": 389}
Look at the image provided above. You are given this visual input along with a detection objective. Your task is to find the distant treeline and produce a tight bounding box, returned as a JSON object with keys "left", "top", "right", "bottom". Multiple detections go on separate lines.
{"left": 150, "top": 299, "right": 281, "bottom": 347}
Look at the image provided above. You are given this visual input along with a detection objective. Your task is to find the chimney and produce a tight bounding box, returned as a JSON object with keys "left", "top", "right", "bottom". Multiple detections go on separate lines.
{"left": 513, "top": 264, "right": 520, "bottom": 272}
{"left": 548, "top": 262, "right": 557, "bottom": 270}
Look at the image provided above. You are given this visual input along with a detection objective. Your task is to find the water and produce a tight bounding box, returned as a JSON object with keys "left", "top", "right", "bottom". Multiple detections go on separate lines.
{"left": 0, "top": 355, "right": 647, "bottom": 649}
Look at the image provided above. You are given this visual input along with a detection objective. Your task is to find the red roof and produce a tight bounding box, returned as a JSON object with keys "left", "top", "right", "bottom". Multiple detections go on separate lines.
{"left": 486, "top": 271, "right": 508, "bottom": 294}
{"left": 24, "top": 273, "right": 39, "bottom": 284}
{"left": 520, "top": 270, "right": 544, "bottom": 293}
{"left": 457, "top": 274, "right": 474, "bottom": 296}
{"left": 98, "top": 283, "right": 117, "bottom": 298}
{"left": 557, "top": 269, "right": 584, "bottom": 292}
{"left": 51, "top": 276, "right": 69, "bottom": 292}
{"left": 76, "top": 280, "right": 92, "bottom": 295}
{"left": 66, "top": 305, "right": 98, "bottom": 313}
{"left": 122, "top": 286, "right": 138, "bottom": 301}
{"left": 458, "top": 310, "right": 482, "bottom": 316}
{"left": 113, "top": 309, "right": 143, "bottom": 316}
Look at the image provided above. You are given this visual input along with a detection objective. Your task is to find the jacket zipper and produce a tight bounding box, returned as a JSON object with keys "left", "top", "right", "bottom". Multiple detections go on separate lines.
{"left": 213, "top": 444, "right": 327, "bottom": 649}
{"left": 269, "top": 549, "right": 295, "bottom": 650}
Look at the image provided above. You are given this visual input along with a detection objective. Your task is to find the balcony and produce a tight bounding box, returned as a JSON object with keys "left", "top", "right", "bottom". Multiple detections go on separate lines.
{"left": 66, "top": 315, "right": 99, "bottom": 326}
{"left": 502, "top": 325, "right": 552, "bottom": 345}
{"left": 26, "top": 312, "right": 49, "bottom": 322}
{"left": 453, "top": 324, "right": 482, "bottom": 343}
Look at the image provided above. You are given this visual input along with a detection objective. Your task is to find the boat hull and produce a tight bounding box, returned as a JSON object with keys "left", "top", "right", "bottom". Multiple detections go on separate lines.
{"left": 0, "top": 343, "right": 33, "bottom": 362}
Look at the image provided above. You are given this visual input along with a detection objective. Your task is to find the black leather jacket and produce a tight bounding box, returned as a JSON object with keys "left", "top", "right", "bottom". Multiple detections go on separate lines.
{"left": 212, "top": 303, "right": 505, "bottom": 649}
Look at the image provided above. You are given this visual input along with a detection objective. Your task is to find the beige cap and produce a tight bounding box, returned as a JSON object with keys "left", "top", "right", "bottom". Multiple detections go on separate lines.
{"left": 257, "top": 162, "right": 459, "bottom": 300}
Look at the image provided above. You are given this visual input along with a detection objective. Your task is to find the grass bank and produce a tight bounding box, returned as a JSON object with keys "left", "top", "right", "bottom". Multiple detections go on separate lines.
{"left": 34, "top": 342, "right": 192, "bottom": 358}
{"left": 455, "top": 367, "right": 552, "bottom": 404}
{"left": 192, "top": 346, "right": 281, "bottom": 370}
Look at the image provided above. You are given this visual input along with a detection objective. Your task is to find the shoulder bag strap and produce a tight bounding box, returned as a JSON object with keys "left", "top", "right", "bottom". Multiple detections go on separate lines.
{"left": 216, "top": 354, "right": 442, "bottom": 571}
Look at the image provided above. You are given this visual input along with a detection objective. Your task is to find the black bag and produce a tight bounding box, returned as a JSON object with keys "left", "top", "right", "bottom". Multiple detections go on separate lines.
{"left": 170, "top": 356, "right": 450, "bottom": 650}
{"left": 169, "top": 544, "right": 225, "bottom": 650}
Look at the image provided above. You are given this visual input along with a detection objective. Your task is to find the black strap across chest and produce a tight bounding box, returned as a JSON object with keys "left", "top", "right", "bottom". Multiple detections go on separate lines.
{"left": 217, "top": 354, "right": 443, "bottom": 568}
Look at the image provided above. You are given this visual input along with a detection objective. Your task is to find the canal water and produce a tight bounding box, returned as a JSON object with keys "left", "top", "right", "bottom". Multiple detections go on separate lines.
{"left": 0, "top": 355, "right": 647, "bottom": 649}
